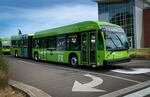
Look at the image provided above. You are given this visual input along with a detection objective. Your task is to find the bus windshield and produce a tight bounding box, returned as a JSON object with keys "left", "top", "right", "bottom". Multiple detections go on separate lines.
{"left": 102, "top": 26, "right": 128, "bottom": 51}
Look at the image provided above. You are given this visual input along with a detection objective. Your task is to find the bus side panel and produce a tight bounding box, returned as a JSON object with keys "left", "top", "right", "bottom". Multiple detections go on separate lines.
{"left": 46, "top": 51, "right": 81, "bottom": 64}
{"left": 106, "top": 51, "right": 129, "bottom": 60}
{"left": 32, "top": 48, "right": 40, "bottom": 59}
{"left": 11, "top": 47, "right": 16, "bottom": 56}
{"left": 97, "top": 50, "right": 105, "bottom": 66}
{"left": 23, "top": 47, "right": 28, "bottom": 58}
{"left": 18, "top": 48, "right": 21, "bottom": 57}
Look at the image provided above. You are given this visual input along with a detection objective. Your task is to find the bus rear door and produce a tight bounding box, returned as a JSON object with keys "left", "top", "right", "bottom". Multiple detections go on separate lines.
{"left": 40, "top": 38, "right": 47, "bottom": 60}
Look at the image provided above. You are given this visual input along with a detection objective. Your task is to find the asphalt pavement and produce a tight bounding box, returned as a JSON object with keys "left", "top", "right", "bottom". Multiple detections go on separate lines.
{"left": 6, "top": 55, "right": 150, "bottom": 97}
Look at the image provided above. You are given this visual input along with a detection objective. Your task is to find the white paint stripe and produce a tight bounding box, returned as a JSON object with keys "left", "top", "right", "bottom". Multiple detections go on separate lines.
{"left": 124, "top": 87, "right": 150, "bottom": 97}
{"left": 95, "top": 73, "right": 141, "bottom": 84}
{"left": 99, "top": 80, "right": 150, "bottom": 97}
{"left": 19, "top": 60, "right": 141, "bottom": 83}
{"left": 46, "top": 65, "right": 141, "bottom": 83}
{"left": 111, "top": 68, "right": 150, "bottom": 74}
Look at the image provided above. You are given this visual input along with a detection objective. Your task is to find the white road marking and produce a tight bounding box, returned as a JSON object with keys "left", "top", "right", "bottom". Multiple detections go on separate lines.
{"left": 99, "top": 80, "right": 150, "bottom": 97}
{"left": 72, "top": 74, "right": 106, "bottom": 92}
{"left": 19, "top": 60, "right": 141, "bottom": 83}
{"left": 124, "top": 87, "right": 150, "bottom": 97}
{"left": 111, "top": 68, "right": 150, "bottom": 74}
{"left": 19, "top": 60, "right": 34, "bottom": 65}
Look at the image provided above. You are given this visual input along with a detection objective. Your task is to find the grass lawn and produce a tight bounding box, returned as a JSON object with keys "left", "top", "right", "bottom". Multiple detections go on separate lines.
{"left": 129, "top": 48, "right": 150, "bottom": 60}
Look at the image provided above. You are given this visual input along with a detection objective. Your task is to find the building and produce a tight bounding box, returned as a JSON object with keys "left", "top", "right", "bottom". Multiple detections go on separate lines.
{"left": 95, "top": 0, "right": 150, "bottom": 48}
{"left": 144, "top": 8, "right": 150, "bottom": 48}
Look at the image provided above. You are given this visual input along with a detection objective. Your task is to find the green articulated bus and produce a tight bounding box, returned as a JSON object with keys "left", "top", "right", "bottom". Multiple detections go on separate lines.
{"left": 11, "top": 21, "right": 130, "bottom": 67}
{"left": 11, "top": 34, "right": 33, "bottom": 58}
{"left": 1, "top": 38, "right": 11, "bottom": 54}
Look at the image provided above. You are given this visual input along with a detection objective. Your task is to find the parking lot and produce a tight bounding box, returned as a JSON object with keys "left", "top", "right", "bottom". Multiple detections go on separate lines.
{"left": 7, "top": 55, "right": 150, "bottom": 97}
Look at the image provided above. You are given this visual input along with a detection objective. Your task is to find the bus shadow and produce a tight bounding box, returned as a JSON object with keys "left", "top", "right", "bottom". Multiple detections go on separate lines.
{"left": 38, "top": 60, "right": 128, "bottom": 73}
{"left": 7, "top": 55, "right": 129, "bottom": 73}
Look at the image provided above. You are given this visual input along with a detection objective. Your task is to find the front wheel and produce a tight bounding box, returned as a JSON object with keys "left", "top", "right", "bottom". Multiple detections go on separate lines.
{"left": 69, "top": 55, "right": 78, "bottom": 67}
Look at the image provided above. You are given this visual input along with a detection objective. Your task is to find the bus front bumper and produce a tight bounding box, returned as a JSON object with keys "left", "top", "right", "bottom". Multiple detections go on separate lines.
{"left": 104, "top": 57, "right": 131, "bottom": 65}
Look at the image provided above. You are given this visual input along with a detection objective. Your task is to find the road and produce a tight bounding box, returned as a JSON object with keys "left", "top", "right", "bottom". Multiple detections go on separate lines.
{"left": 6, "top": 55, "right": 150, "bottom": 97}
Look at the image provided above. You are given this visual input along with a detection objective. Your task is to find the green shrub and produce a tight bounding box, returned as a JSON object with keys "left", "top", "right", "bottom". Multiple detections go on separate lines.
{"left": 0, "top": 70, "right": 9, "bottom": 89}
{"left": 129, "top": 48, "right": 150, "bottom": 60}
{"left": 0, "top": 55, "right": 8, "bottom": 71}
{"left": 0, "top": 39, "right": 2, "bottom": 55}
{"left": 0, "top": 41, "right": 9, "bottom": 89}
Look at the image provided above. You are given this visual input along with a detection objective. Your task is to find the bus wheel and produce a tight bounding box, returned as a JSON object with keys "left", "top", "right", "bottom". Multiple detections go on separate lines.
{"left": 15, "top": 51, "right": 18, "bottom": 57}
{"left": 34, "top": 53, "right": 39, "bottom": 61}
{"left": 70, "top": 55, "right": 78, "bottom": 67}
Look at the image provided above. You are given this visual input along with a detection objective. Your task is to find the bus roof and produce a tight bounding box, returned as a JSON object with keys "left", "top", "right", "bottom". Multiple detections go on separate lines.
{"left": 1, "top": 38, "right": 10, "bottom": 41}
{"left": 11, "top": 34, "right": 33, "bottom": 40}
{"left": 33, "top": 21, "right": 119, "bottom": 38}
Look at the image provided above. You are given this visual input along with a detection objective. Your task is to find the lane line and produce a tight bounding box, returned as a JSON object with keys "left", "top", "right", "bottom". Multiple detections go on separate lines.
{"left": 111, "top": 68, "right": 150, "bottom": 74}
{"left": 124, "top": 87, "right": 150, "bottom": 97}
{"left": 99, "top": 80, "right": 150, "bottom": 97}
{"left": 19, "top": 60, "right": 141, "bottom": 84}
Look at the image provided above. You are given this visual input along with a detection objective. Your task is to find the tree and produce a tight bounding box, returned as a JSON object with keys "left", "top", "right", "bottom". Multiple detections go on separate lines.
{"left": 18, "top": 29, "right": 22, "bottom": 35}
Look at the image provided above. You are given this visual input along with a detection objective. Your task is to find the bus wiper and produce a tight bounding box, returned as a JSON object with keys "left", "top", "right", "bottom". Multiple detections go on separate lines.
{"left": 105, "top": 32, "right": 119, "bottom": 50}
{"left": 111, "top": 32, "right": 123, "bottom": 47}
{"left": 108, "top": 37, "right": 119, "bottom": 49}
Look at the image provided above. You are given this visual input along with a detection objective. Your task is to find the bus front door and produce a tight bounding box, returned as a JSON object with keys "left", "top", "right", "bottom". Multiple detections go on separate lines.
{"left": 81, "top": 32, "right": 96, "bottom": 65}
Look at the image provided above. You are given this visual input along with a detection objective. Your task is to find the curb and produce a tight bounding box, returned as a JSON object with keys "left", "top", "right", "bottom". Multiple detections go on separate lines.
{"left": 9, "top": 80, "right": 52, "bottom": 97}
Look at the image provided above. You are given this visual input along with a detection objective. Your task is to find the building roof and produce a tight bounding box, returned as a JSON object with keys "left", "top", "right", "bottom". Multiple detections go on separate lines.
{"left": 94, "top": 0, "right": 125, "bottom": 3}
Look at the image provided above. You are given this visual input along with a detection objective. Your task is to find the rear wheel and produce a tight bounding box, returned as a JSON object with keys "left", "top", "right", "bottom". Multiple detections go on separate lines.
{"left": 69, "top": 55, "right": 78, "bottom": 67}
{"left": 34, "top": 53, "right": 39, "bottom": 61}
{"left": 15, "top": 51, "right": 18, "bottom": 57}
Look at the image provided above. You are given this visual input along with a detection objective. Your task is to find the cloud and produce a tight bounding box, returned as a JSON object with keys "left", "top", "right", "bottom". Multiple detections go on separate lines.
{"left": 0, "top": 4, "right": 98, "bottom": 38}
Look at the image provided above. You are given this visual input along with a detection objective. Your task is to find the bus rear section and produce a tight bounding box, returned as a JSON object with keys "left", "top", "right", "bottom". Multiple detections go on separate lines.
{"left": 97, "top": 25, "right": 131, "bottom": 66}
{"left": 11, "top": 34, "right": 33, "bottom": 58}
{"left": 1, "top": 38, "right": 11, "bottom": 54}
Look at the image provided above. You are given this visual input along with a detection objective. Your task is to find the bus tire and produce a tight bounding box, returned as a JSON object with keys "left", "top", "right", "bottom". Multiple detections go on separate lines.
{"left": 69, "top": 55, "right": 78, "bottom": 67}
{"left": 34, "top": 53, "right": 39, "bottom": 61}
{"left": 15, "top": 51, "right": 18, "bottom": 57}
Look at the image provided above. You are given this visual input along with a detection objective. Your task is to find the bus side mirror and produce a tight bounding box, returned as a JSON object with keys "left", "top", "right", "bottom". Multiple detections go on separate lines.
{"left": 125, "top": 42, "right": 129, "bottom": 49}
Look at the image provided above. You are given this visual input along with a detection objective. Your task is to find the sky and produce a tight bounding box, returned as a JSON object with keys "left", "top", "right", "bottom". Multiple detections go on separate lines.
{"left": 0, "top": 0, "right": 98, "bottom": 38}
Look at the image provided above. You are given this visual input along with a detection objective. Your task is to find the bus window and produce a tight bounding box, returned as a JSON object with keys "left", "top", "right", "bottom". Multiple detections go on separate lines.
{"left": 48, "top": 37, "right": 56, "bottom": 49}
{"left": 67, "top": 34, "right": 80, "bottom": 50}
{"left": 17, "top": 40, "right": 21, "bottom": 47}
{"left": 40, "top": 38, "right": 47, "bottom": 48}
{"left": 34, "top": 39, "right": 40, "bottom": 48}
{"left": 57, "top": 36, "right": 66, "bottom": 50}
{"left": 98, "top": 31, "right": 104, "bottom": 50}
{"left": 23, "top": 39, "right": 27, "bottom": 47}
{"left": 11, "top": 40, "right": 17, "bottom": 47}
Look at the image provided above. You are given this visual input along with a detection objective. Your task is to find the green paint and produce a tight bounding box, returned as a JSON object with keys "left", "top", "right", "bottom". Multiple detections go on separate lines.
{"left": 11, "top": 21, "right": 130, "bottom": 67}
